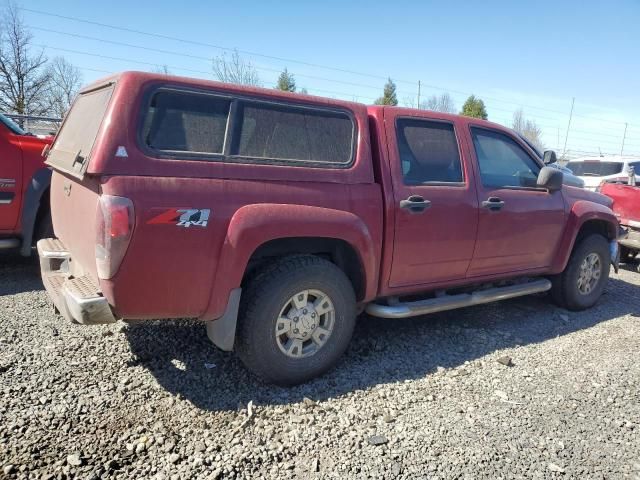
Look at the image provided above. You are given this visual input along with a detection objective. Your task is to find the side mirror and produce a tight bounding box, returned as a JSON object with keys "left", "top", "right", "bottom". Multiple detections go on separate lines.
{"left": 537, "top": 166, "right": 563, "bottom": 192}
{"left": 543, "top": 150, "right": 557, "bottom": 164}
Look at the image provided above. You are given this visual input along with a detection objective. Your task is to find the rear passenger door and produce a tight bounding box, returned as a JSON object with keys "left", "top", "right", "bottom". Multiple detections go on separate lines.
{"left": 386, "top": 115, "right": 479, "bottom": 287}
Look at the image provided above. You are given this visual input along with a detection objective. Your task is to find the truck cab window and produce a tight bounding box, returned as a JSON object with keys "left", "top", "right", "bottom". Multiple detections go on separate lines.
{"left": 396, "top": 119, "right": 463, "bottom": 185}
{"left": 471, "top": 128, "right": 540, "bottom": 189}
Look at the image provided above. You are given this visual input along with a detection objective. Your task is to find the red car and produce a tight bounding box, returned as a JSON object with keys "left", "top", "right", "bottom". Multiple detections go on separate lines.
{"left": 38, "top": 72, "right": 620, "bottom": 384}
{"left": 599, "top": 179, "right": 640, "bottom": 262}
{"left": 0, "top": 113, "right": 54, "bottom": 255}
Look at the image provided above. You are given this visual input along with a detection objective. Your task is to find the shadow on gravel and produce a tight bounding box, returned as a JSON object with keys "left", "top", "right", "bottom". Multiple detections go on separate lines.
{"left": 125, "top": 275, "right": 640, "bottom": 412}
{"left": 0, "top": 252, "right": 43, "bottom": 295}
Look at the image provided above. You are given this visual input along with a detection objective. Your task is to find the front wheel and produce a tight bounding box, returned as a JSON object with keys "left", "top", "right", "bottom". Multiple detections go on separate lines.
{"left": 551, "top": 234, "right": 610, "bottom": 311}
{"left": 236, "top": 255, "right": 356, "bottom": 386}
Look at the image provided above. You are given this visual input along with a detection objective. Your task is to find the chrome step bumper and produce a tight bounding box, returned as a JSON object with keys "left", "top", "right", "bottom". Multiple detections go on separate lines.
{"left": 37, "top": 238, "right": 117, "bottom": 325}
{"left": 366, "top": 279, "right": 552, "bottom": 319}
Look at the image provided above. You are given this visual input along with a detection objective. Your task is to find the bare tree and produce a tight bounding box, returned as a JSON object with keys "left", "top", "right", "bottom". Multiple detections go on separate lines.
{"left": 0, "top": 2, "right": 51, "bottom": 119}
{"left": 512, "top": 108, "right": 544, "bottom": 151}
{"left": 424, "top": 93, "right": 456, "bottom": 113}
{"left": 403, "top": 93, "right": 456, "bottom": 113}
{"left": 212, "top": 50, "right": 261, "bottom": 86}
{"left": 152, "top": 64, "right": 171, "bottom": 75}
{"left": 47, "top": 57, "right": 82, "bottom": 118}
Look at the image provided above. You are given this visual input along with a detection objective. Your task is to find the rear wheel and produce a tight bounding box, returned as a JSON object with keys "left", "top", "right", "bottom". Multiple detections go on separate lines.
{"left": 236, "top": 255, "right": 356, "bottom": 386}
{"left": 551, "top": 234, "right": 610, "bottom": 311}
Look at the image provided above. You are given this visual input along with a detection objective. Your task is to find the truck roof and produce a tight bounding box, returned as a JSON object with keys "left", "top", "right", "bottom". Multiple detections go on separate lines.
{"left": 81, "top": 71, "right": 514, "bottom": 133}
{"left": 79, "top": 71, "right": 364, "bottom": 110}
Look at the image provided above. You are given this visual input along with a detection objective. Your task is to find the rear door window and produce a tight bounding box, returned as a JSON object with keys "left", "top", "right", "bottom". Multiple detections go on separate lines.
{"left": 396, "top": 118, "right": 463, "bottom": 184}
{"left": 142, "top": 90, "right": 231, "bottom": 156}
{"left": 47, "top": 84, "right": 114, "bottom": 176}
{"left": 230, "top": 101, "right": 354, "bottom": 166}
{"left": 565, "top": 161, "right": 623, "bottom": 176}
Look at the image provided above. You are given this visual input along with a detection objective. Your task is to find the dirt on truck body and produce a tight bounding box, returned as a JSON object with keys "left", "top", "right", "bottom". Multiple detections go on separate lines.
{"left": 39, "top": 71, "right": 621, "bottom": 385}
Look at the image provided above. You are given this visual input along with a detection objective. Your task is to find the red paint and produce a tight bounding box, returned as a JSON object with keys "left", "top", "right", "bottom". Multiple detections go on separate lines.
{"left": 0, "top": 121, "right": 52, "bottom": 234}
{"left": 600, "top": 182, "right": 640, "bottom": 226}
{"left": 46, "top": 71, "right": 619, "bottom": 321}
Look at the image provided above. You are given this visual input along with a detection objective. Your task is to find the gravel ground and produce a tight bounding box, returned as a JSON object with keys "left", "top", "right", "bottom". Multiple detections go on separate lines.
{"left": 1, "top": 253, "right": 639, "bottom": 479}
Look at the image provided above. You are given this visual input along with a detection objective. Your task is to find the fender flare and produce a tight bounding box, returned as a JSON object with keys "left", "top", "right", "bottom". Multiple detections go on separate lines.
{"left": 551, "top": 200, "right": 618, "bottom": 273}
{"left": 19, "top": 167, "right": 52, "bottom": 256}
{"left": 200, "top": 203, "right": 379, "bottom": 321}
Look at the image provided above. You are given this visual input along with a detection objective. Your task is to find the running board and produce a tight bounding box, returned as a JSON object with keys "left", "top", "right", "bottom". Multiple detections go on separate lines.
{"left": 0, "top": 238, "right": 20, "bottom": 250}
{"left": 366, "top": 279, "right": 552, "bottom": 319}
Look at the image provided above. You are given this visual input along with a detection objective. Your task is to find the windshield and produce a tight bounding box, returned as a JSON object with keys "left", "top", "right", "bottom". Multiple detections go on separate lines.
{"left": 0, "top": 113, "right": 26, "bottom": 135}
{"left": 566, "top": 161, "right": 623, "bottom": 176}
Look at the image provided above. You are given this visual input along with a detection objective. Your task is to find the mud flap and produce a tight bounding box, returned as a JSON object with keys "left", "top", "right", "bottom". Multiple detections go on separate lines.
{"left": 206, "top": 288, "right": 241, "bottom": 351}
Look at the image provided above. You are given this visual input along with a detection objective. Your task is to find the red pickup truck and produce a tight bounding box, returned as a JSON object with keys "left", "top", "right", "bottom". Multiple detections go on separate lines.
{"left": 0, "top": 113, "right": 53, "bottom": 255}
{"left": 38, "top": 72, "right": 620, "bottom": 385}
{"left": 599, "top": 179, "right": 640, "bottom": 262}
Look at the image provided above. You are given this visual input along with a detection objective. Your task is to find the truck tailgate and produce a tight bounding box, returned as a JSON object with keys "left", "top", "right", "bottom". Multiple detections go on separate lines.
{"left": 50, "top": 171, "right": 101, "bottom": 282}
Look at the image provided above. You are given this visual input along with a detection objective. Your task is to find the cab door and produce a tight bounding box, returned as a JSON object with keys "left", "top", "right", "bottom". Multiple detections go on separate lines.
{"left": 385, "top": 114, "right": 479, "bottom": 288}
{"left": 0, "top": 126, "right": 23, "bottom": 231}
{"left": 467, "top": 126, "right": 566, "bottom": 276}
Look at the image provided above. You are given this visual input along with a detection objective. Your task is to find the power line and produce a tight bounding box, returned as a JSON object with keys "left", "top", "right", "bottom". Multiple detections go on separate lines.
{"left": 22, "top": 6, "right": 633, "bottom": 126}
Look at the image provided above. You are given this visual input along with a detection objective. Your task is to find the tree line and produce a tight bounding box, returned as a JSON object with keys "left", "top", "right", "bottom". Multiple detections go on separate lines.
{"left": 0, "top": 2, "right": 82, "bottom": 120}
{"left": 1, "top": 1, "right": 543, "bottom": 149}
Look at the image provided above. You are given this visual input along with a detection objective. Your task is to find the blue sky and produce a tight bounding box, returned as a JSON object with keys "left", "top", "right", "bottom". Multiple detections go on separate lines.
{"left": 14, "top": 0, "right": 640, "bottom": 156}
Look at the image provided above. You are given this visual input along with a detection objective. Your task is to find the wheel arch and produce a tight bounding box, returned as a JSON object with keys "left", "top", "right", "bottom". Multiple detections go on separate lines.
{"left": 19, "top": 167, "right": 52, "bottom": 256}
{"left": 200, "top": 203, "right": 380, "bottom": 322}
{"left": 551, "top": 200, "right": 618, "bottom": 273}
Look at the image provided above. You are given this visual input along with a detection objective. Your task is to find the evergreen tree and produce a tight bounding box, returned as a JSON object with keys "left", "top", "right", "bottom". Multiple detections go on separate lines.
{"left": 460, "top": 95, "right": 488, "bottom": 119}
{"left": 275, "top": 68, "right": 296, "bottom": 92}
{"left": 374, "top": 78, "right": 398, "bottom": 106}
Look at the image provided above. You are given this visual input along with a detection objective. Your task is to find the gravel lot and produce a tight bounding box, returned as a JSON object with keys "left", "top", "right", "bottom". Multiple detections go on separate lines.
{"left": 1, "top": 253, "right": 639, "bottom": 479}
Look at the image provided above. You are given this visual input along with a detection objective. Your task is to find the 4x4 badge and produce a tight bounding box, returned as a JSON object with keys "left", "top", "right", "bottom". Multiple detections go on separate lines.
{"left": 147, "top": 208, "right": 210, "bottom": 228}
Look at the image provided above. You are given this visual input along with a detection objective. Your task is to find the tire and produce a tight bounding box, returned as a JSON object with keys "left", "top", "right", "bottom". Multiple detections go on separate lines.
{"left": 236, "top": 255, "right": 356, "bottom": 386}
{"left": 34, "top": 210, "right": 53, "bottom": 242}
{"left": 550, "top": 234, "right": 610, "bottom": 311}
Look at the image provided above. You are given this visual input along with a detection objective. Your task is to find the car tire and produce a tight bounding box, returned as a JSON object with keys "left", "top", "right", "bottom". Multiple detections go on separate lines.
{"left": 35, "top": 210, "right": 53, "bottom": 242}
{"left": 551, "top": 234, "right": 610, "bottom": 311}
{"left": 236, "top": 255, "right": 356, "bottom": 386}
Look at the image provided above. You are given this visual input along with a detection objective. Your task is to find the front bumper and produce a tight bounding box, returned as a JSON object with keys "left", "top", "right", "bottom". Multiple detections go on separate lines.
{"left": 37, "top": 238, "right": 117, "bottom": 325}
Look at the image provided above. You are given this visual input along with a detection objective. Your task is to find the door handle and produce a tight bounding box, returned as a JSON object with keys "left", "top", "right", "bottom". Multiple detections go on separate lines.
{"left": 482, "top": 197, "right": 505, "bottom": 211}
{"left": 400, "top": 195, "right": 431, "bottom": 214}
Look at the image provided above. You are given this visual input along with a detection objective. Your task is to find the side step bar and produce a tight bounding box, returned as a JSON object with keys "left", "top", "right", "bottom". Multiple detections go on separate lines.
{"left": 366, "top": 279, "right": 552, "bottom": 319}
{"left": 0, "top": 238, "right": 20, "bottom": 249}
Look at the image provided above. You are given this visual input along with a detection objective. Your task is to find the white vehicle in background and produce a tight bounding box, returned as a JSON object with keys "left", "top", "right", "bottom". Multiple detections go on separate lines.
{"left": 565, "top": 156, "right": 640, "bottom": 191}
{"left": 515, "top": 133, "right": 585, "bottom": 188}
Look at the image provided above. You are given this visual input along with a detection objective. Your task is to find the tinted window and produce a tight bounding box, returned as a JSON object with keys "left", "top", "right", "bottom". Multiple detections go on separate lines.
{"left": 565, "top": 161, "right": 623, "bottom": 176}
{"left": 472, "top": 128, "right": 541, "bottom": 188}
{"left": 48, "top": 84, "right": 114, "bottom": 176}
{"left": 396, "top": 119, "right": 463, "bottom": 184}
{"left": 231, "top": 102, "right": 353, "bottom": 165}
{"left": 628, "top": 162, "right": 640, "bottom": 172}
{"left": 142, "top": 90, "right": 230, "bottom": 154}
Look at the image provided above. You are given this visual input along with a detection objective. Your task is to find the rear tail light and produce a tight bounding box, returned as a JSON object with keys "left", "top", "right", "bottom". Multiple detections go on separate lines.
{"left": 95, "top": 195, "right": 135, "bottom": 279}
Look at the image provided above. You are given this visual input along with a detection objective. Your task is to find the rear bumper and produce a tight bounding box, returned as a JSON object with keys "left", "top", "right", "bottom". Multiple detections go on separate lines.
{"left": 37, "top": 238, "right": 118, "bottom": 325}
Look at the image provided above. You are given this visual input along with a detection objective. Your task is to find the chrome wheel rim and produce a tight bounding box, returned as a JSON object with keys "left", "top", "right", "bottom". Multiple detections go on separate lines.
{"left": 577, "top": 252, "right": 602, "bottom": 295}
{"left": 275, "top": 289, "right": 335, "bottom": 359}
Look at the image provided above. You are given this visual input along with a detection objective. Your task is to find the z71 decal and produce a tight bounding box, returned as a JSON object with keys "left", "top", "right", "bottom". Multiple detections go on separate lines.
{"left": 147, "top": 208, "right": 210, "bottom": 228}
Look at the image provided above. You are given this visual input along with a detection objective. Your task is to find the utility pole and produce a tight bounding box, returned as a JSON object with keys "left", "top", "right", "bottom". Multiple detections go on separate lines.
{"left": 563, "top": 97, "right": 575, "bottom": 156}
{"left": 417, "top": 81, "right": 421, "bottom": 109}
{"left": 621, "top": 122, "right": 628, "bottom": 155}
